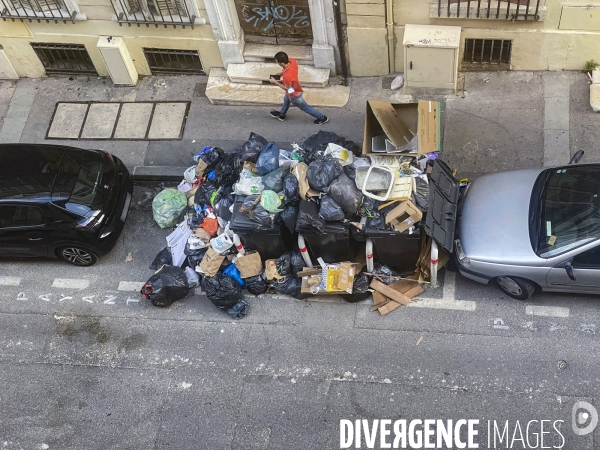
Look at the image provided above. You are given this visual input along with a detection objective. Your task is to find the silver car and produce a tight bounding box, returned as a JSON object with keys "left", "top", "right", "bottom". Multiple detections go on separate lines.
{"left": 453, "top": 159, "right": 600, "bottom": 300}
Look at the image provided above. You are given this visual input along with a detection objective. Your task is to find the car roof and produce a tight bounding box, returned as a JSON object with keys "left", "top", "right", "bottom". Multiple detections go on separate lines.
{"left": 0, "top": 144, "right": 71, "bottom": 201}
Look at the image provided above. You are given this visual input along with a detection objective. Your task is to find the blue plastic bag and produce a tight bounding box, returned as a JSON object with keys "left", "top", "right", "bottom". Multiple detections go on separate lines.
{"left": 256, "top": 142, "right": 280, "bottom": 176}
{"left": 193, "top": 146, "right": 212, "bottom": 162}
{"left": 223, "top": 263, "right": 246, "bottom": 289}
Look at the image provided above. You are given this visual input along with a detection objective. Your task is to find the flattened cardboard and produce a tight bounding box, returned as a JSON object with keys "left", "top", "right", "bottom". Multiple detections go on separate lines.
{"left": 363, "top": 100, "right": 413, "bottom": 154}
{"left": 337, "top": 262, "right": 362, "bottom": 294}
{"left": 417, "top": 100, "right": 441, "bottom": 154}
{"left": 385, "top": 200, "right": 423, "bottom": 233}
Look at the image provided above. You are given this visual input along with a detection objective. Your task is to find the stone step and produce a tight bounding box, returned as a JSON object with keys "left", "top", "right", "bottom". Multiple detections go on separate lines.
{"left": 206, "top": 68, "right": 349, "bottom": 107}
{"left": 243, "top": 43, "right": 313, "bottom": 65}
{"left": 226, "top": 62, "right": 329, "bottom": 87}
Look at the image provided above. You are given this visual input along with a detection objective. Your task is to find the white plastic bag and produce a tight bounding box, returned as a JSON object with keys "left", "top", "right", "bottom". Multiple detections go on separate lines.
{"left": 324, "top": 143, "right": 354, "bottom": 166}
{"left": 210, "top": 232, "right": 234, "bottom": 254}
{"left": 391, "top": 74, "right": 404, "bottom": 90}
{"left": 184, "top": 166, "right": 197, "bottom": 183}
{"left": 233, "top": 169, "right": 264, "bottom": 196}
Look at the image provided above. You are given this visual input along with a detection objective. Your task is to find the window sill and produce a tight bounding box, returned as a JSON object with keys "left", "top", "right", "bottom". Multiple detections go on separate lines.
{"left": 111, "top": 13, "right": 206, "bottom": 27}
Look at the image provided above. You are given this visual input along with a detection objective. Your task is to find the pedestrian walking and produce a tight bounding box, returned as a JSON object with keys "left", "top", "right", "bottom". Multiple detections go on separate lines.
{"left": 269, "top": 51, "right": 329, "bottom": 125}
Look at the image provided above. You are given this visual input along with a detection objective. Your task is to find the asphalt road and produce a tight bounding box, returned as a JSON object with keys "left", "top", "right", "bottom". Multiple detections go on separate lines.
{"left": 0, "top": 185, "right": 599, "bottom": 450}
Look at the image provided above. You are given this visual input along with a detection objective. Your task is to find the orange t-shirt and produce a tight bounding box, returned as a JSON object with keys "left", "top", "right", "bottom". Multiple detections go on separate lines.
{"left": 281, "top": 58, "right": 303, "bottom": 97}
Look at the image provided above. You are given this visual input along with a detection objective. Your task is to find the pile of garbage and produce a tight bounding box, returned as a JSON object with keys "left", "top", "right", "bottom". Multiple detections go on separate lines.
{"left": 140, "top": 130, "right": 438, "bottom": 317}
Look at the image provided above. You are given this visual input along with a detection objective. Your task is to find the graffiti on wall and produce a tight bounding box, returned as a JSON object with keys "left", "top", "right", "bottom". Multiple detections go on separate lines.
{"left": 240, "top": 3, "right": 310, "bottom": 32}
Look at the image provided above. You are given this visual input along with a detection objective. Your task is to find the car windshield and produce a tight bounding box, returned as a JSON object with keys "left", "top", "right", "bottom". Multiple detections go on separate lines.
{"left": 54, "top": 152, "right": 105, "bottom": 216}
{"left": 531, "top": 165, "right": 600, "bottom": 257}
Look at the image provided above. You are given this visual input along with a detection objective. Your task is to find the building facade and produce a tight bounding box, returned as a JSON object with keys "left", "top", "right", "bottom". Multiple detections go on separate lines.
{"left": 0, "top": 0, "right": 598, "bottom": 80}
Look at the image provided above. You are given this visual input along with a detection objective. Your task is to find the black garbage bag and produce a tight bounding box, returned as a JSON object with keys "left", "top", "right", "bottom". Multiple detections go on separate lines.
{"left": 319, "top": 195, "right": 345, "bottom": 222}
{"left": 214, "top": 152, "right": 243, "bottom": 188}
{"left": 339, "top": 139, "right": 361, "bottom": 157}
{"left": 413, "top": 176, "right": 430, "bottom": 212}
{"left": 256, "top": 142, "right": 280, "bottom": 176}
{"left": 240, "top": 194, "right": 278, "bottom": 228}
{"left": 246, "top": 274, "right": 268, "bottom": 295}
{"left": 290, "top": 250, "right": 304, "bottom": 275}
{"left": 343, "top": 164, "right": 356, "bottom": 181}
{"left": 215, "top": 188, "right": 235, "bottom": 221}
{"left": 296, "top": 199, "right": 325, "bottom": 234}
{"left": 201, "top": 274, "right": 242, "bottom": 309}
{"left": 241, "top": 132, "right": 268, "bottom": 163}
{"left": 187, "top": 248, "right": 208, "bottom": 270}
{"left": 227, "top": 300, "right": 249, "bottom": 319}
{"left": 150, "top": 247, "right": 172, "bottom": 270}
{"left": 281, "top": 203, "right": 299, "bottom": 234}
{"left": 199, "top": 147, "right": 225, "bottom": 173}
{"left": 367, "top": 215, "right": 385, "bottom": 230}
{"left": 262, "top": 166, "right": 287, "bottom": 192}
{"left": 141, "top": 265, "right": 189, "bottom": 307}
{"left": 357, "top": 196, "right": 378, "bottom": 218}
{"left": 327, "top": 173, "right": 362, "bottom": 215}
{"left": 372, "top": 263, "right": 400, "bottom": 285}
{"left": 282, "top": 172, "right": 299, "bottom": 204}
{"left": 184, "top": 242, "right": 208, "bottom": 257}
{"left": 187, "top": 208, "right": 205, "bottom": 229}
{"left": 276, "top": 251, "right": 292, "bottom": 276}
{"left": 273, "top": 274, "right": 302, "bottom": 296}
{"left": 306, "top": 156, "right": 343, "bottom": 192}
{"left": 301, "top": 130, "right": 341, "bottom": 153}
{"left": 352, "top": 271, "right": 371, "bottom": 294}
{"left": 194, "top": 180, "right": 217, "bottom": 207}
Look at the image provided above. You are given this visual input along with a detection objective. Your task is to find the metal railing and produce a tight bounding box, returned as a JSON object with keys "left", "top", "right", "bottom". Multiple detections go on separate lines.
{"left": 1, "top": 0, "right": 76, "bottom": 22}
{"left": 463, "top": 39, "right": 512, "bottom": 64}
{"left": 436, "top": 0, "right": 542, "bottom": 20}
{"left": 31, "top": 43, "right": 97, "bottom": 75}
{"left": 143, "top": 48, "right": 205, "bottom": 75}
{"left": 111, "top": 0, "right": 196, "bottom": 28}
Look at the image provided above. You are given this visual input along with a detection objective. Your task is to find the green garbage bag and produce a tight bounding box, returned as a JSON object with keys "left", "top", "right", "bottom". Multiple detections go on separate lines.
{"left": 152, "top": 188, "right": 187, "bottom": 229}
{"left": 260, "top": 190, "right": 283, "bottom": 213}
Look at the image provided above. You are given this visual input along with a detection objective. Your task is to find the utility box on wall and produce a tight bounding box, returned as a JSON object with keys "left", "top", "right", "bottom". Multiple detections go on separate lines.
{"left": 403, "top": 24, "right": 461, "bottom": 91}
{"left": 97, "top": 36, "right": 138, "bottom": 86}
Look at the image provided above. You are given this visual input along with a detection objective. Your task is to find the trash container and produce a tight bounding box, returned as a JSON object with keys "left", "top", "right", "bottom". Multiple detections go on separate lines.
{"left": 354, "top": 225, "right": 423, "bottom": 274}
{"left": 229, "top": 195, "right": 293, "bottom": 260}
{"left": 297, "top": 221, "right": 359, "bottom": 263}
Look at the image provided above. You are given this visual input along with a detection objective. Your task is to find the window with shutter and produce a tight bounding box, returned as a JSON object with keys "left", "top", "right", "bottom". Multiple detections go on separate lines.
{"left": 148, "top": 0, "right": 187, "bottom": 17}
{"left": 10, "top": 0, "right": 61, "bottom": 12}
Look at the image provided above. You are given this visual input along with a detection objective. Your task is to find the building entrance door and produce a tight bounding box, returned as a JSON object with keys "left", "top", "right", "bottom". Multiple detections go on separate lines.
{"left": 234, "top": 0, "right": 313, "bottom": 45}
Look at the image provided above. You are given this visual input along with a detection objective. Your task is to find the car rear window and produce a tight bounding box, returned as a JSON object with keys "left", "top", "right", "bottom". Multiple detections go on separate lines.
{"left": 0, "top": 146, "right": 63, "bottom": 199}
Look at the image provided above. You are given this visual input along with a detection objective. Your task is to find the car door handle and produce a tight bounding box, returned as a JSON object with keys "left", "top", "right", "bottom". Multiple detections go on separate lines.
{"left": 28, "top": 237, "right": 43, "bottom": 241}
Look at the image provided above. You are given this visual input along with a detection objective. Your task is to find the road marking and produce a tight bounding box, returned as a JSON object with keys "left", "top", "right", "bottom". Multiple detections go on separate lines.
{"left": 409, "top": 272, "right": 477, "bottom": 311}
{"left": 118, "top": 281, "right": 145, "bottom": 292}
{"left": 0, "top": 276, "right": 21, "bottom": 286}
{"left": 526, "top": 305, "right": 569, "bottom": 318}
{"left": 409, "top": 298, "right": 477, "bottom": 311}
{"left": 52, "top": 278, "right": 90, "bottom": 290}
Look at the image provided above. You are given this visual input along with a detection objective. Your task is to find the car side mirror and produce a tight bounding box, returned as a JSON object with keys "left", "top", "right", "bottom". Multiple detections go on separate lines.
{"left": 565, "top": 262, "right": 576, "bottom": 281}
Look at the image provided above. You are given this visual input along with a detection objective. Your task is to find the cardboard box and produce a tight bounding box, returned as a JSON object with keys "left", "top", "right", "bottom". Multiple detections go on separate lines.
{"left": 418, "top": 100, "right": 441, "bottom": 154}
{"left": 385, "top": 200, "right": 423, "bottom": 233}
{"left": 299, "top": 262, "right": 362, "bottom": 295}
{"left": 265, "top": 259, "right": 284, "bottom": 281}
{"left": 362, "top": 100, "right": 441, "bottom": 155}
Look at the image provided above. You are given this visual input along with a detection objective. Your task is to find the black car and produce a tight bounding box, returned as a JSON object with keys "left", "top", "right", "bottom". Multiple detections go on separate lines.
{"left": 0, "top": 144, "right": 133, "bottom": 266}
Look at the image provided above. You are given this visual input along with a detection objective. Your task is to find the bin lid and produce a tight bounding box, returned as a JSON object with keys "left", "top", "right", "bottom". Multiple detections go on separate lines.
{"left": 230, "top": 196, "right": 279, "bottom": 232}
{"left": 425, "top": 159, "right": 459, "bottom": 252}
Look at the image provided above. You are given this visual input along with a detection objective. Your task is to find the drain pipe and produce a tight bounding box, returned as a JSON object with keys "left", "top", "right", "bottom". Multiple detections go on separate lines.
{"left": 333, "top": 0, "right": 349, "bottom": 84}
{"left": 385, "top": 0, "right": 395, "bottom": 74}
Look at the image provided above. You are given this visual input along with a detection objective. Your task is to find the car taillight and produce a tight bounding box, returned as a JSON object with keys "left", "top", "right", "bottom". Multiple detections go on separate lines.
{"left": 77, "top": 210, "right": 104, "bottom": 229}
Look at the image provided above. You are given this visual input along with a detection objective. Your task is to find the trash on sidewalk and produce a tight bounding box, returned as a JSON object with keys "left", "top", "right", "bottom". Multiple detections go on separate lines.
{"left": 141, "top": 106, "right": 457, "bottom": 318}
{"left": 141, "top": 265, "right": 189, "bottom": 307}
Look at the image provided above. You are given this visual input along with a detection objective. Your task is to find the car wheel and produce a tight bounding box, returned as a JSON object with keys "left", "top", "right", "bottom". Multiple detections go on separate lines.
{"left": 495, "top": 276, "right": 536, "bottom": 300}
{"left": 57, "top": 247, "right": 98, "bottom": 267}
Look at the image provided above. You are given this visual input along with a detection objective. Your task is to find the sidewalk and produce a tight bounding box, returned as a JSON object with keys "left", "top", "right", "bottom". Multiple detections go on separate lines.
{"left": 0, "top": 71, "right": 597, "bottom": 181}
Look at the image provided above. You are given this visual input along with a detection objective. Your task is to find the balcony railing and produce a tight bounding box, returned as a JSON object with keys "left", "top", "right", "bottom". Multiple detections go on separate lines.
{"left": 1, "top": 0, "right": 77, "bottom": 22}
{"left": 111, "top": 0, "right": 196, "bottom": 28}
{"left": 432, "top": 0, "right": 544, "bottom": 21}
